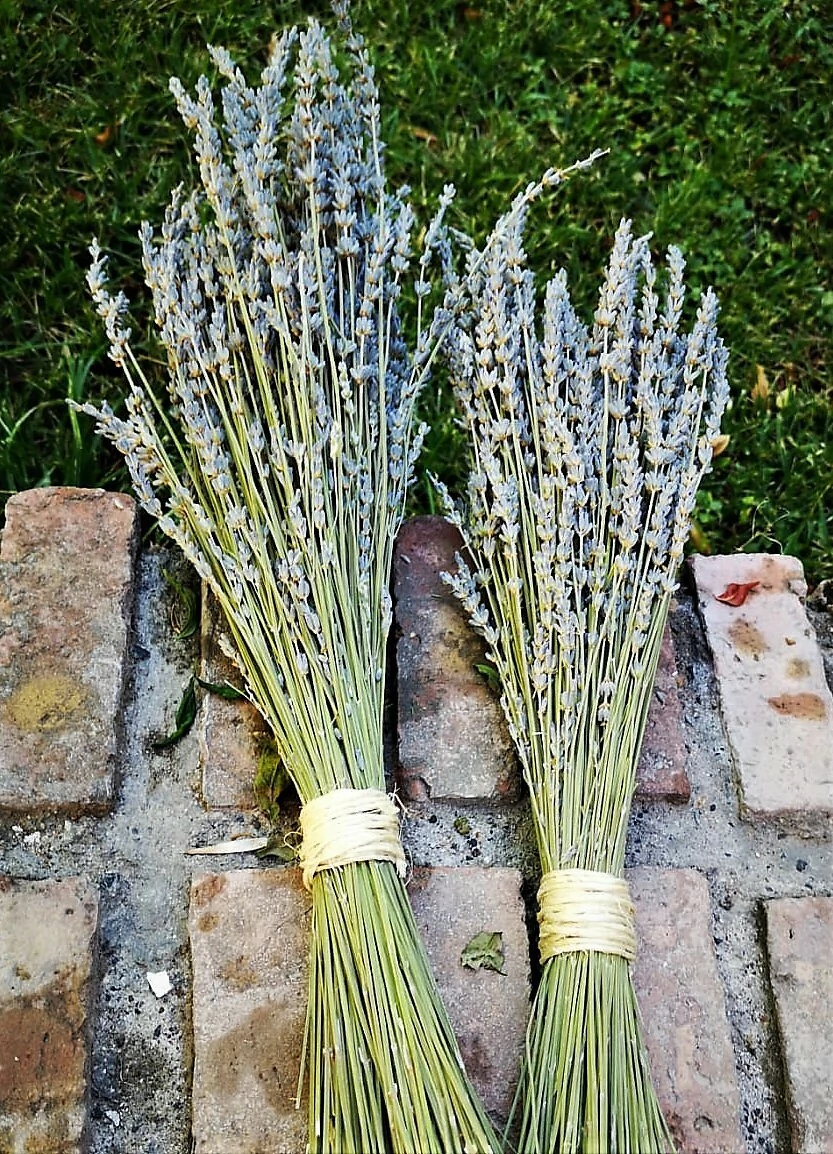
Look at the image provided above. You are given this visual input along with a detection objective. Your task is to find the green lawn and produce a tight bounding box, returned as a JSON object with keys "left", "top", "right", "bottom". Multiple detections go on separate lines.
{"left": 1, "top": 0, "right": 830, "bottom": 576}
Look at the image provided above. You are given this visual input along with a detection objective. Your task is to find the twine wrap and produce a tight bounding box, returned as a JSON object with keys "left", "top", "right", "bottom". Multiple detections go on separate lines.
{"left": 537, "top": 868, "right": 636, "bottom": 963}
{"left": 298, "top": 787, "right": 406, "bottom": 890}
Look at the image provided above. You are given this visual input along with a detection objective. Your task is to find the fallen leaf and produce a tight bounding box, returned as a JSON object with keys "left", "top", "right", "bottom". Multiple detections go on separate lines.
{"left": 195, "top": 675, "right": 247, "bottom": 701}
{"left": 475, "top": 661, "right": 501, "bottom": 693}
{"left": 715, "top": 581, "right": 760, "bottom": 607}
{"left": 162, "top": 567, "right": 199, "bottom": 639}
{"left": 94, "top": 123, "right": 116, "bottom": 146}
{"left": 751, "top": 364, "right": 769, "bottom": 403}
{"left": 461, "top": 931, "right": 505, "bottom": 974}
{"left": 710, "top": 433, "right": 730, "bottom": 457}
{"left": 775, "top": 386, "right": 793, "bottom": 410}
{"left": 151, "top": 675, "right": 197, "bottom": 749}
{"left": 184, "top": 836, "right": 269, "bottom": 856}
{"left": 412, "top": 126, "right": 438, "bottom": 145}
{"left": 64, "top": 187, "right": 85, "bottom": 204}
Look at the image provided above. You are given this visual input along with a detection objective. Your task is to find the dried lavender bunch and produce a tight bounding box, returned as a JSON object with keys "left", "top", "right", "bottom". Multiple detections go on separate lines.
{"left": 439, "top": 209, "right": 729, "bottom": 1152}
{"left": 73, "top": 11, "right": 498, "bottom": 1153}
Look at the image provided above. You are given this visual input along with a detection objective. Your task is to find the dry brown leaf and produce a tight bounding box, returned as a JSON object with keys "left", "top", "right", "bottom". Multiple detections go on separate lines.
{"left": 715, "top": 581, "right": 760, "bottom": 607}
{"left": 751, "top": 364, "right": 769, "bottom": 403}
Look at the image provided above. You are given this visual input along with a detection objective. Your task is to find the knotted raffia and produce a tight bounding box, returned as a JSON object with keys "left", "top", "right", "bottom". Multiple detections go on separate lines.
{"left": 299, "top": 787, "right": 406, "bottom": 890}
{"left": 537, "top": 867, "right": 636, "bottom": 963}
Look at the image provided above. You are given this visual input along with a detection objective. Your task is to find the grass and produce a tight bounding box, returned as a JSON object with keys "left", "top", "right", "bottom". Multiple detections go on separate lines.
{"left": 1, "top": 0, "right": 831, "bottom": 577}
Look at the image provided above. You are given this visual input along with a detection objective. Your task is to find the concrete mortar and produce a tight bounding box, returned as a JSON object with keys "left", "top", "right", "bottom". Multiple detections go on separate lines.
{"left": 0, "top": 544, "right": 831, "bottom": 1153}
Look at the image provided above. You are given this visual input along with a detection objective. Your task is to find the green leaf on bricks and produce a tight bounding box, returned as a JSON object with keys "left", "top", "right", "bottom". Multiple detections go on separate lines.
{"left": 461, "top": 931, "right": 505, "bottom": 974}
{"left": 152, "top": 676, "right": 197, "bottom": 749}
{"left": 195, "top": 675, "right": 247, "bottom": 701}
{"left": 162, "top": 567, "right": 199, "bottom": 639}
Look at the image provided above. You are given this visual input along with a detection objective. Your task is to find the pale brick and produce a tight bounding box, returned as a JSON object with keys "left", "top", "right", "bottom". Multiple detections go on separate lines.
{"left": 0, "top": 487, "right": 138, "bottom": 813}
{"left": 189, "top": 865, "right": 530, "bottom": 1148}
{"left": 188, "top": 869, "right": 309, "bottom": 1154}
{"left": 394, "top": 516, "right": 689, "bottom": 802}
{"left": 408, "top": 866, "right": 530, "bottom": 1123}
{"left": 630, "top": 867, "right": 744, "bottom": 1153}
{"left": 394, "top": 516, "right": 519, "bottom": 802}
{"left": 0, "top": 876, "right": 99, "bottom": 1152}
{"left": 691, "top": 554, "right": 833, "bottom": 832}
{"left": 198, "top": 588, "right": 267, "bottom": 810}
{"left": 766, "top": 896, "right": 833, "bottom": 1153}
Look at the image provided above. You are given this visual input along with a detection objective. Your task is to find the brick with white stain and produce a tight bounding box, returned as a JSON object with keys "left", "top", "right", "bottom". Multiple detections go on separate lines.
{"left": 690, "top": 554, "right": 833, "bottom": 832}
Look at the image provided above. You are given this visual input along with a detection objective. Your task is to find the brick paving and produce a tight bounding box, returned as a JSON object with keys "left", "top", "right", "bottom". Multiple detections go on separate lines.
{"left": 0, "top": 876, "right": 99, "bottom": 1153}
{"left": 691, "top": 554, "right": 833, "bottom": 833}
{"left": 0, "top": 491, "right": 831, "bottom": 1152}
{"left": 765, "top": 897, "right": 833, "bottom": 1153}
{"left": 0, "top": 488, "right": 138, "bottom": 813}
{"left": 630, "top": 868, "right": 744, "bottom": 1153}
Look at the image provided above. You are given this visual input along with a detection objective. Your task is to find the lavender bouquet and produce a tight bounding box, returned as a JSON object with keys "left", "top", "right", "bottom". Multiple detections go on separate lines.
{"left": 74, "top": 12, "right": 499, "bottom": 1153}
{"left": 439, "top": 203, "right": 729, "bottom": 1151}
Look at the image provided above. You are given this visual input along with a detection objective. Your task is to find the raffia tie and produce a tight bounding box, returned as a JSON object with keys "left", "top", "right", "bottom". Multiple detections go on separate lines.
{"left": 298, "top": 787, "right": 406, "bottom": 890}
{"left": 537, "top": 868, "right": 637, "bottom": 964}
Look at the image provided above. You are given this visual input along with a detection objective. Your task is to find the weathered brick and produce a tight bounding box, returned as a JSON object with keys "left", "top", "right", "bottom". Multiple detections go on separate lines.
{"left": 394, "top": 516, "right": 689, "bottom": 803}
{"left": 765, "top": 896, "right": 833, "bottom": 1153}
{"left": 198, "top": 588, "right": 267, "bottom": 810}
{"left": 408, "top": 866, "right": 530, "bottom": 1124}
{"left": 690, "top": 554, "right": 833, "bottom": 833}
{"left": 630, "top": 867, "right": 744, "bottom": 1153}
{"left": 189, "top": 865, "right": 530, "bottom": 1148}
{"left": 188, "top": 869, "right": 309, "bottom": 1154}
{"left": 0, "top": 876, "right": 99, "bottom": 1152}
{"left": 637, "top": 624, "right": 691, "bottom": 802}
{"left": 0, "top": 487, "right": 138, "bottom": 813}
{"left": 394, "top": 516, "right": 519, "bottom": 803}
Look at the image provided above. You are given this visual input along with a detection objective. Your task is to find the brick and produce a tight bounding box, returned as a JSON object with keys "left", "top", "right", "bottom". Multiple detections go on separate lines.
{"left": 198, "top": 588, "right": 267, "bottom": 810}
{"left": 765, "top": 897, "right": 833, "bottom": 1153}
{"left": 394, "top": 517, "right": 519, "bottom": 802}
{"left": 394, "top": 516, "right": 688, "bottom": 803}
{"left": 408, "top": 866, "right": 530, "bottom": 1123}
{"left": 189, "top": 865, "right": 530, "bottom": 1148}
{"left": 629, "top": 867, "right": 744, "bottom": 1153}
{"left": 0, "top": 487, "right": 138, "bottom": 813}
{"left": 0, "top": 876, "right": 99, "bottom": 1152}
{"left": 690, "top": 554, "right": 833, "bottom": 833}
{"left": 637, "top": 624, "right": 691, "bottom": 802}
{"left": 188, "top": 869, "right": 309, "bottom": 1154}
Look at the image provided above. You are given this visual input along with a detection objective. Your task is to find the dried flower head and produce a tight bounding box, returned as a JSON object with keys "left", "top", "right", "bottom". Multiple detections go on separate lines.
{"left": 442, "top": 198, "right": 729, "bottom": 1153}
{"left": 73, "top": 14, "right": 499, "bottom": 1153}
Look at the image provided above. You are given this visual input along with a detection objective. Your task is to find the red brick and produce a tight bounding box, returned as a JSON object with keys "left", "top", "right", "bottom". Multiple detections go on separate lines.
{"left": 188, "top": 869, "right": 309, "bottom": 1154}
{"left": 0, "top": 876, "right": 99, "bottom": 1151}
{"left": 198, "top": 589, "right": 267, "bottom": 810}
{"left": 766, "top": 896, "right": 833, "bottom": 1153}
{"left": 188, "top": 865, "right": 530, "bottom": 1147}
{"left": 690, "top": 554, "right": 833, "bottom": 833}
{"left": 637, "top": 625, "right": 691, "bottom": 802}
{"left": 630, "top": 867, "right": 744, "bottom": 1153}
{"left": 394, "top": 517, "right": 689, "bottom": 803}
{"left": 394, "top": 517, "right": 519, "bottom": 803}
{"left": 0, "top": 488, "right": 138, "bottom": 813}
